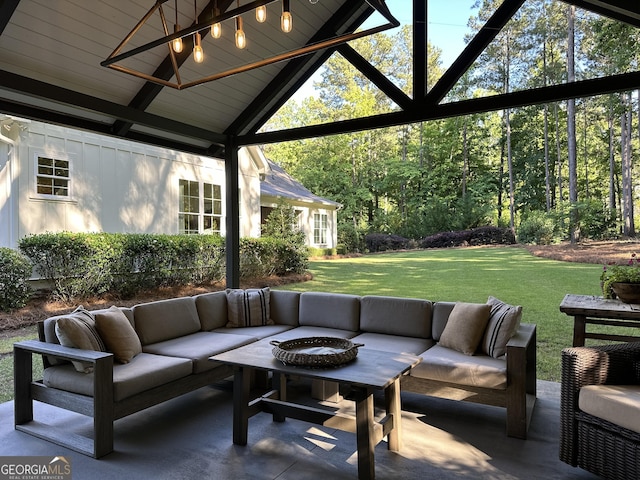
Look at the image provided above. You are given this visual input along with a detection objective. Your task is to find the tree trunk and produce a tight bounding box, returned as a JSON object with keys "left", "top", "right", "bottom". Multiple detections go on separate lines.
{"left": 621, "top": 92, "right": 635, "bottom": 236}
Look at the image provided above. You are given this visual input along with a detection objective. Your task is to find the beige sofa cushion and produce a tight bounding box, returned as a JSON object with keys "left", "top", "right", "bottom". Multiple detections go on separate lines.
{"left": 226, "top": 287, "right": 273, "bottom": 328}
{"left": 54, "top": 307, "right": 107, "bottom": 373}
{"left": 270, "top": 290, "right": 300, "bottom": 326}
{"left": 299, "top": 292, "right": 360, "bottom": 331}
{"left": 360, "top": 296, "right": 432, "bottom": 338}
{"left": 43, "top": 352, "right": 193, "bottom": 401}
{"left": 579, "top": 384, "right": 640, "bottom": 434}
{"left": 194, "top": 291, "right": 228, "bottom": 330}
{"left": 95, "top": 306, "right": 142, "bottom": 364}
{"left": 482, "top": 296, "right": 522, "bottom": 358}
{"left": 411, "top": 344, "right": 507, "bottom": 389}
{"left": 432, "top": 302, "right": 456, "bottom": 340}
{"left": 133, "top": 297, "right": 201, "bottom": 345}
{"left": 438, "top": 302, "right": 491, "bottom": 355}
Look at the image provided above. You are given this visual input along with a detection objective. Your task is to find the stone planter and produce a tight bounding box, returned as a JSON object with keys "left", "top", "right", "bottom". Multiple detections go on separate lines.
{"left": 611, "top": 282, "right": 640, "bottom": 304}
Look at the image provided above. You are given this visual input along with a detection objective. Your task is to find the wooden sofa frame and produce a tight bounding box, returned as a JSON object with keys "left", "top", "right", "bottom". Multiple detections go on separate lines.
{"left": 14, "top": 336, "right": 234, "bottom": 458}
{"left": 401, "top": 323, "right": 537, "bottom": 439}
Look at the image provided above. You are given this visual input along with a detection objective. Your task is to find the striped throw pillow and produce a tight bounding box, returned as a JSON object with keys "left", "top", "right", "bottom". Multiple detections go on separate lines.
{"left": 226, "top": 287, "right": 273, "bottom": 328}
{"left": 481, "top": 296, "right": 522, "bottom": 358}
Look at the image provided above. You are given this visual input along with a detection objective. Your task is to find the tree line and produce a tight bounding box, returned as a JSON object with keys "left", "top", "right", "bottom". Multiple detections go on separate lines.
{"left": 263, "top": 0, "right": 640, "bottom": 251}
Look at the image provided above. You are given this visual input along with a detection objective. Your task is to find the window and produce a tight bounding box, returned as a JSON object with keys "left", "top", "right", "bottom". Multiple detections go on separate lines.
{"left": 179, "top": 180, "right": 222, "bottom": 234}
{"left": 313, "top": 213, "right": 328, "bottom": 245}
{"left": 36, "top": 156, "right": 69, "bottom": 197}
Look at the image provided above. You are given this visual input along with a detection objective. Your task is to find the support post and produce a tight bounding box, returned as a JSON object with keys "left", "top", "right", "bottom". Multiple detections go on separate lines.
{"left": 225, "top": 136, "right": 240, "bottom": 289}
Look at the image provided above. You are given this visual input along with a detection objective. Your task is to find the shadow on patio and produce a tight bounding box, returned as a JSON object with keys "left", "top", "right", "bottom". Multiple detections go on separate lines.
{"left": 0, "top": 379, "right": 596, "bottom": 479}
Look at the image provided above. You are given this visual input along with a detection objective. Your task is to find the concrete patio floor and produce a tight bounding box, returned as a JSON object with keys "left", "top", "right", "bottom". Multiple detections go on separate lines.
{"left": 0, "top": 380, "right": 597, "bottom": 479}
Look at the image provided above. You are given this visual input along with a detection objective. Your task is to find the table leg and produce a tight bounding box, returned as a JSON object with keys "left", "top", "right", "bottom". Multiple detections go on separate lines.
{"left": 385, "top": 378, "right": 401, "bottom": 451}
{"left": 272, "top": 372, "right": 286, "bottom": 423}
{"left": 232, "top": 366, "right": 251, "bottom": 445}
{"left": 354, "top": 386, "right": 375, "bottom": 480}
{"left": 573, "top": 314, "right": 586, "bottom": 347}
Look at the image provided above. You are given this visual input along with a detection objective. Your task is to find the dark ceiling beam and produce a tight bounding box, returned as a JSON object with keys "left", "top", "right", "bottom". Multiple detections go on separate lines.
{"left": 111, "top": 0, "right": 234, "bottom": 137}
{"left": 0, "top": 0, "right": 20, "bottom": 35}
{"left": 337, "top": 44, "right": 413, "bottom": 111}
{"left": 0, "top": 99, "right": 212, "bottom": 156}
{"left": 413, "top": 0, "right": 427, "bottom": 100}
{"left": 0, "top": 69, "right": 228, "bottom": 146}
{"left": 563, "top": 0, "right": 640, "bottom": 27}
{"left": 427, "top": 0, "right": 526, "bottom": 106}
{"left": 223, "top": 0, "right": 375, "bottom": 139}
{"left": 238, "top": 70, "right": 640, "bottom": 146}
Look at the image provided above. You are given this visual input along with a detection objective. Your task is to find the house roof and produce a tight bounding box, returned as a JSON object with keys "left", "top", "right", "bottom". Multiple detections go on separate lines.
{"left": 0, "top": 1, "right": 638, "bottom": 157}
{"left": 261, "top": 158, "right": 341, "bottom": 209}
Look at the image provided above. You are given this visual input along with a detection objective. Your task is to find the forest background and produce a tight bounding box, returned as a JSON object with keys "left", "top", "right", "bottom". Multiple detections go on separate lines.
{"left": 263, "top": 0, "right": 640, "bottom": 253}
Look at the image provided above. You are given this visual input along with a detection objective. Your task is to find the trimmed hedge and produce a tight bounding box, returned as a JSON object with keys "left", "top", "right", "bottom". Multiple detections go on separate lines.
{"left": 0, "top": 247, "right": 33, "bottom": 312}
{"left": 19, "top": 232, "right": 308, "bottom": 301}
{"left": 420, "top": 226, "right": 516, "bottom": 249}
{"left": 365, "top": 233, "right": 410, "bottom": 253}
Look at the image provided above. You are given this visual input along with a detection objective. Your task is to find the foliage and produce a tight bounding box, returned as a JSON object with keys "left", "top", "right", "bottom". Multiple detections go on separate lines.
{"left": 420, "top": 227, "right": 515, "bottom": 248}
{"left": 517, "top": 211, "right": 558, "bottom": 245}
{"left": 600, "top": 253, "right": 640, "bottom": 298}
{"left": 261, "top": 200, "right": 305, "bottom": 245}
{"left": 0, "top": 248, "right": 33, "bottom": 311}
{"left": 365, "top": 233, "right": 410, "bottom": 253}
{"left": 19, "top": 232, "right": 305, "bottom": 301}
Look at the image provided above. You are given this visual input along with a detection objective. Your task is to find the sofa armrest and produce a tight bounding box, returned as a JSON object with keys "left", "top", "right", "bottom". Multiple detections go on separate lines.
{"left": 560, "top": 342, "right": 640, "bottom": 465}
{"left": 14, "top": 339, "right": 113, "bottom": 364}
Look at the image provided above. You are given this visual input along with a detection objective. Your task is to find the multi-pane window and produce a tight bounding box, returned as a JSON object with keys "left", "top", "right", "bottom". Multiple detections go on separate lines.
{"left": 179, "top": 179, "right": 221, "bottom": 234}
{"left": 36, "top": 156, "right": 69, "bottom": 197}
{"left": 313, "top": 213, "right": 328, "bottom": 245}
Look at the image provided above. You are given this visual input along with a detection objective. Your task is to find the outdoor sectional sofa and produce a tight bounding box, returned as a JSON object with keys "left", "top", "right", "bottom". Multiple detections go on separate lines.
{"left": 13, "top": 288, "right": 537, "bottom": 458}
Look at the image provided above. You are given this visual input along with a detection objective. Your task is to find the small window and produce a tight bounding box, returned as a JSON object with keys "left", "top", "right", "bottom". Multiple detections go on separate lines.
{"left": 36, "top": 156, "right": 70, "bottom": 197}
{"left": 313, "top": 213, "right": 328, "bottom": 245}
{"left": 179, "top": 179, "right": 222, "bottom": 234}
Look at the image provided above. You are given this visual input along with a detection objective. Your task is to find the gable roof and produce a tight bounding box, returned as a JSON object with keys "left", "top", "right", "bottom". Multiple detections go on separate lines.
{"left": 261, "top": 158, "right": 341, "bottom": 209}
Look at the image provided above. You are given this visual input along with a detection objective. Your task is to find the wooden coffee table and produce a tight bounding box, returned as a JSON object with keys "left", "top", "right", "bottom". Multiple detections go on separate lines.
{"left": 210, "top": 338, "right": 421, "bottom": 480}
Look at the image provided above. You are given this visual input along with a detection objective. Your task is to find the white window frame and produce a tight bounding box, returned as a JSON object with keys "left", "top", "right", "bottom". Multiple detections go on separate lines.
{"left": 313, "top": 213, "right": 328, "bottom": 246}
{"left": 34, "top": 153, "right": 72, "bottom": 199}
{"left": 178, "top": 179, "right": 222, "bottom": 234}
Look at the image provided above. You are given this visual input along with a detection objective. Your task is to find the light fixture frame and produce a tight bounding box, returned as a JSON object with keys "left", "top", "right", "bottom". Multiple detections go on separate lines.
{"left": 101, "top": 0, "right": 399, "bottom": 90}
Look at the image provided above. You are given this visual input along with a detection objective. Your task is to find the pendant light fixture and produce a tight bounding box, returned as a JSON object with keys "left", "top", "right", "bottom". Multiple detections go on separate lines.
{"left": 235, "top": 1, "right": 246, "bottom": 49}
{"left": 256, "top": 5, "right": 267, "bottom": 23}
{"left": 193, "top": 0, "right": 204, "bottom": 62}
{"left": 172, "top": 0, "right": 183, "bottom": 53}
{"left": 281, "top": 0, "right": 292, "bottom": 33}
{"left": 211, "top": 0, "right": 221, "bottom": 39}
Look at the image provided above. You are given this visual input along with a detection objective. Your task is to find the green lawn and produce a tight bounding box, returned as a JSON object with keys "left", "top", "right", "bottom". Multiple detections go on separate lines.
{"left": 0, "top": 246, "right": 607, "bottom": 403}
{"left": 276, "top": 246, "right": 604, "bottom": 382}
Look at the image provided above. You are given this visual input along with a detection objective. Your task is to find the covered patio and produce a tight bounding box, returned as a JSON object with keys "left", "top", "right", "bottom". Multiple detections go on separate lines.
{"left": 0, "top": 380, "right": 595, "bottom": 479}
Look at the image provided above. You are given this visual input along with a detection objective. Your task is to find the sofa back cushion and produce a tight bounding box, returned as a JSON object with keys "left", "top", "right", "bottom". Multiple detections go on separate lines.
{"left": 270, "top": 290, "right": 300, "bottom": 326}
{"left": 299, "top": 292, "right": 360, "bottom": 331}
{"left": 360, "top": 296, "right": 432, "bottom": 338}
{"left": 133, "top": 297, "right": 201, "bottom": 345}
{"left": 194, "top": 291, "right": 228, "bottom": 330}
{"left": 432, "top": 302, "right": 456, "bottom": 341}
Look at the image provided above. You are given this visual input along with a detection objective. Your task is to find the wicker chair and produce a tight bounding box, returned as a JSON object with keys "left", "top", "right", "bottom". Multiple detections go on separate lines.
{"left": 560, "top": 342, "right": 640, "bottom": 480}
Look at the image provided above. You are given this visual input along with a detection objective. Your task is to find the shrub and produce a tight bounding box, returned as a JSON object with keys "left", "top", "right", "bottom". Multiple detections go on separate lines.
{"left": 0, "top": 248, "right": 33, "bottom": 311}
{"left": 365, "top": 233, "right": 410, "bottom": 253}
{"left": 420, "top": 226, "right": 515, "bottom": 248}
{"left": 517, "top": 212, "right": 557, "bottom": 245}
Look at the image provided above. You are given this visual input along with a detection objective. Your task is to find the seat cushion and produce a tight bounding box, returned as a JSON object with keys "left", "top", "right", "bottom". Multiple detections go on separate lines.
{"left": 269, "top": 290, "right": 300, "bottom": 326}
{"left": 350, "top": 332, "right": 434, "bottom": 356}
{"left": 265, "top": 326, "right": 358, "bottom": 342}
{"left": 43, "top": 353, "right": 193, "bottom": 401}
{"left": 214, "top": 324, "right": 295, "bottom": 340}
{"left": 579, "top": 384, "right": 640, "bottom": 434}
{"left": 143, "top": 331, "right": 257, "bottom": 373}
{"left": 411, "top": 344, "right": 507, "bottom": 389}
{"left": 299, "top": 292, "right": 360, "bottom": 331}
{"left": 194, "top": 291, "right": 228, "bottom": 330}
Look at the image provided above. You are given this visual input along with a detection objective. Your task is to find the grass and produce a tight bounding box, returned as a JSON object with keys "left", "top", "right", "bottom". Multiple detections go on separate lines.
{"left": 276, "top": 246, "right": 604, "bottom": 383}
{"left": 0, "top": 245, "right": 609, "bottom": 403}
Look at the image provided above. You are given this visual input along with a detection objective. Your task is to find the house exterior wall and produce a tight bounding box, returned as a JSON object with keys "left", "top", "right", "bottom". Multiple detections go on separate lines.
{"left": 261, "top": 194, "right": 339, "bottom": 249}
{"left": 0, "top": 120, "right": 261, "bottom": 249}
